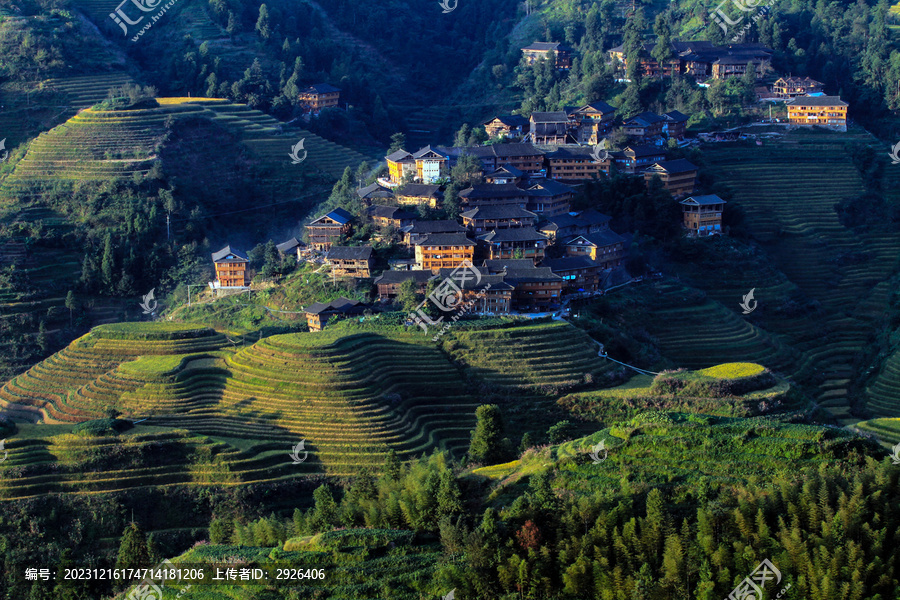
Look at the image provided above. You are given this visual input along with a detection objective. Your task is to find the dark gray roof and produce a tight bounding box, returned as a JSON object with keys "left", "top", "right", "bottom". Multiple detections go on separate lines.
{"left": 276, "top": 238, "right": 304, "bottom": 253}
{"left": 326, "top": 245, "right": 374, "bottom": 260}
{"left": 680, "top": 194, "right": 727, "bottom": 206}
{"left": 459, "top": 183, "right": 528, "bottom": 200}
{"left": 567, "top": 230, "right": 626, "bottom": 247}
{"left": 396, "top": 183, "right": 442, "bottom": 197}
{"left": 622, "top": 145, "right": 666, "bottom": 158}
{"left": 357, "top": 182, "right": 394, "bottom": 199}
{"left": 487, "top": 165, "right": 525, "bottom": 177}
{"left": 411, "top": 145, "right": 447, "bottom": 159}
{"left": 416, "top": 233, "right": 475, "bottom": 247}
{"left": 463, "top": 143, "right": 543, "bottom": 159}
{"left": 644, "top": 159, "right": 698, "bottom": 174}
{"left": 478, "top": 226, "right": 547, "bottom": 243}
{"left": 502, "top": 267, "right": 562, "bottom": 283}
{"left": 525, "top": 179, "right": 575, "bottom": 197}
{"left": 482, "top": 259, "right": 537, "bottom": 272}
{"left": 785, "top": 95, "right": 847, "bottom": 106}
{"left": 663, "top": 110, "right": 689, "bottom": 123}
{"left": 374, "top": 270, "right": 435, "bottom": 285}
{"left": 407, "top": 220, "right": 465, "bottom": 234}
{"left": 530, "top": 111, "right": 570, "bottom": 123}
{"left": 302, "top": 83, "right": 341, "bottom": 94}
{"left": 386, "top": 149, "right": 413, "bottom": 162}
{"left": 367, "top": 205, "right": 417, "bottom": 220}
{"left": 460, "top": 205, "right": 537, "bottom": 220}
{"left": 545, "top": 146, "right": 598, "bottom": 159}
{"left": 212, "top": 245, "right": 247, "bottom": 263}
{"left": 434, "top": 270, "right": 513, "bottom": 291}
{"left": 484, "top": 115, "right": 528, "bottom": 127}
{"left": 572, "top": 102, "right": 616, "bottom": 114}
{"left": 541, "top": 256, "right": 603, "bottom": 272}
{"left": 305, "top": 296, "right": 363, "bottom": 315}
{"left": 522, "top": 41, "right": 572, "bottom": 52}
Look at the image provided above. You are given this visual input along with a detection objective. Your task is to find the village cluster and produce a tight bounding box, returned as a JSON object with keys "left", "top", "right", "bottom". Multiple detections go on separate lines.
{"left": 206, "top": 39, "right": 851, "bottom": 332}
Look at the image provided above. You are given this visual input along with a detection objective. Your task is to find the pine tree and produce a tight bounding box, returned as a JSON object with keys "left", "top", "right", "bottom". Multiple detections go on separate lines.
{"left": 115, "top": 522, "right": 152, "bottom": 571}
{"left": 64, "top": 290, "right": 76, "bottom": 329}
{"left": 255, "top": 4, "right": 271, "bottom": 40}
{"left": 100, "top": 234, "right": 115, "bottom": 293}
{"left": 468, "top": 404, "right": 504, "bottom": 464}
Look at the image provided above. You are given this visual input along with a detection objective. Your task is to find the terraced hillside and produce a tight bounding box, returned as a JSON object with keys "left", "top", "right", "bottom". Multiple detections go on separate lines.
{"left": 0, "top": 97, "right": 367, "bottom": 200}
{"left": 700, "top": 133, "right": 900, "bottom": 420}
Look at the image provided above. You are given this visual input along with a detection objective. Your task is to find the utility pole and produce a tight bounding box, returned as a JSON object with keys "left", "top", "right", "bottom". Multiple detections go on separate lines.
{"left": 166, "top": 212, "right": 171, "bottom": 241}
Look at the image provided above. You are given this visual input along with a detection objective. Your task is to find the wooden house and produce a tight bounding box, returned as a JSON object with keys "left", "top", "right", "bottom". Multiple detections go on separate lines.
{"left": 620, "top": 111, "right": 666, "bottom": 140}
{"left": 773, "top": 76, "right": 824, "bottom": 99}
{"left": 661, "top": 111, "right": 689, "bottom": 139}
{"left": 537, "top": 209, "right": 612, "bottom": 242}
{"left": 305, "top": 207, "right": 354, "bottom": 251}
{"left": 411, "top": 145, "right": 448, "bottom": 183}
{"left": 481, "top": 259, "right": 563, "bottom": 311}
{"left": 785, "top": 96, "right": 848, "bottom": 131}
{"left": 298, "top": 84, "right": 341, "bottom": 113}
{"left": 414, "top": 233, "right": 476, "bottom": 273}
{"left": 567, "top": 102, "right": 617, "bottom": 144}
{"left": 374, "top": 270, "right": 434, "bottom": 300}
{"left": 541, "top": 255, "right": 603, "bottom": 293}
{"left": 642, "top": 159, "right": 698, "bottom": 197}
{"left": 477, "top": 226, "right": 549, "bottom": 262}
{"left": 460, "top": 205, "right": 537, "bottom": 233}
{"left": 305, "top": 297, "right": 366, "bottom": 331}
{"left": 433, "top": 268, "right": 514, "bottom": 314}
{"left": 211, "top": 246, "right": 249, "bottom": 289}
{"left": 483, "top": 115, "right": 529, "bottom": 139}
{"left": 484, "top": 165, "right": 524, "bottom": 185}
{"left": 395, "top": 183, "right": 442, "bottom": 208}
{"left": 276, "top": 237, "right": 307, "bottom": 261}
{"left": 679, "top": 195, "right": 726, "bottom": 236}
{"left": 545, "top": 146, "right": 610, "bottom": 181}
{"left": 523, "top": 179, "right": 574, "bottom": 216}
{"left": 564, "top": 231, "right": 626, "bottom": 269}
{"left": 366, "top": 205, "right": 417, "bottom": 229}
{"left": 403, "top": 220, "right": 466, "bottom": 246}
{"left": 464, "top": 143, "right": 544, "bottom": 173}
{"left": 521, "top": 42, "right": 572, "bottom": 69}
{"left": 529, "top": 111, "right": 572, "bottom": 145}
{"left": 459, "top": 183, "right": 529, "bottom": 210}
{"left": 325, "top": 245, "right": 374, "bottom": 277}
{"left": 386, "top": 149, "right": 416, "bottom": 184}
{"left": 613, "top": 145, "right": 667, "bottom": 174}
{"left": 357, "top": 182, "right": 394, "bottom": 203}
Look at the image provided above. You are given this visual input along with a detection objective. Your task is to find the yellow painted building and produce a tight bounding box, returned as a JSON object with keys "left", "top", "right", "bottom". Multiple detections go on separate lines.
{"left": 786, "top": 96, "right": 848, "bottom": 132}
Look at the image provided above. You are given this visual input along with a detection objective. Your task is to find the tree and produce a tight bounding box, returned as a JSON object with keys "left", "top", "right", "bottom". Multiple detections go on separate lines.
{"left": 468, "top": 404, "right": 504, "bottom": 464}
{"left": 547, "top": 420, "right": 575, "bottom": 443}
{"left": 100, "top": 234, "right": 115, "bottom": 292}
{"left": 226, "top": 11, "right": 238, "bottom": 36}
{"left": 64, "top": 290, "right": 76, "bottom": 329}
{"left": 396, "top": 278, "right": 421, "bottom": 313}
{"left": 454, "top": 123, "right": 471, "bottom": 147}
{"left": 255, "top": 4, "right": 271, "bottom": 40}
{"left": 115, "top": 522, "right": 152, "bottom": 571}
{"left": 652, "top": 14, "right": 676, "bottom": 72}
{"left": 388, "top": 132, "right": 406, "bottom": 153}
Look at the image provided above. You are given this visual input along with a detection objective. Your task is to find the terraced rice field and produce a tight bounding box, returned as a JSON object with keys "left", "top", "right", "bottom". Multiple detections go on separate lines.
{"left": 702, "top": 135, "right": 900, "bottom": 419}
{"left": 0, "top": 98, "right": 369, "bottom": 200}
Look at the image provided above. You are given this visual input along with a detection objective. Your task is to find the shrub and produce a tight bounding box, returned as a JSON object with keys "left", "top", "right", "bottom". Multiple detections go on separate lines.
{"left": 72, "top": 418, "right": 132, "bottom": 437}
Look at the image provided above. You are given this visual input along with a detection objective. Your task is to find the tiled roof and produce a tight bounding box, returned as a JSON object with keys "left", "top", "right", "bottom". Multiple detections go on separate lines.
{"left": 460, "top": 205, "right": 537, "bottom": 220}
{"left": 478, "top": 226, "right": 547, "bottom": 243}
{"left": 680, "top": 194, "right": 727, "bottom": 206}
{"left": 276, "top": 238, "right": 304, "bottom": 253}
{"left": 644, "top": 159, "right": 698, "bottom": 174}
{"left": 459, "top": 183, "right": 528, "bottom": 200}
{"left": 326, "top": 245, "right": 374, "bottom": 260}
{"left": 211, "top": 245, "right": 247, "bottom": 262}
{"left": 416, "top": 233, "right": 476, "bottom": 247}
{"left": 302, "top": 83, "right": 341, "bottom": 94}
{"left": 374, "top": 270, "right": 435, "bottom": 285}
{"left": 785, "top": 95, "right": 847, "bottom": 106}
{"left": 407, "top": 220, "right": 465, "bottom": 234}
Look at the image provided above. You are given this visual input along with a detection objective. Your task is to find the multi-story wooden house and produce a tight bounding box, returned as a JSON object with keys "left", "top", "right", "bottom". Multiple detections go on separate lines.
{"left": 567, "top": 102, "right": 617, "bottom": 144}
{"left": 357, "top": 182, "right": 394, "bottom": 203}
{"left": 460, "top": 205, "right": 538, "bottom": 233}
{"left": 374, "top": 270, "right": 434, "bottom": 300}
{"left": 679, "top": 195, "right": 726, "bottom": 236}
{"left": 403, "top": 220, "right": 466, "bottom": 246}
{"left": 386, "top": 149, "right": 416, "bottom": 184}
{"left": 661, "top": 110, "right": 689, "bottom": 139}
{"left": 305, "top": 207, "right": 354, "bottom": 251}
{"left": 211, "top": 246, "right": 249, "bottom": 289}
{"left": 326, "top": 245, "right": 374, "bottom": 277}
{"left": 276, "top": 237, "right": 307, "bottom": 261}
{"left": 477, "top": 226, "right": 549, "bottom": 263}
{"left": 482, "top": 259, "right": 563, "bottom": 311}
{"left": 545, "top": 146, "right": 610, "bottom": 181}
{"left": 609, "top": 41, "right": 772, "bottom": 81}
{"left": 537, "top": 209, "right": 612, "bottom": 242}
{"left": 785, "top": 96, "right": 848, "bottom": 131}
{"left": 305, "top": 297, "right": 366, "bottom": 331}
{"left": 298, "top": 83, "right": 341, "bottom": 113}
{"left": 395, "top": 183, "right": 442, "bottom": 208}
{"left": 459, "top": 183, "right": 529, "bottom": 210}
{"left": 431, "top": 268, "right": 514, "bottom": 314}
{"left": 414, "top": 233, "right": 476, "bottom": 273}
{"left": 521, "top": 42, "right": 573, "bottom": 69}
{"left": 620, "top": 111, "right": 666, "bottom": 140}
{"left": 530, "top": 111, "right": 572, "bottom": 145}
{"left": 613, "top": 145, "right": 667, "bottom": 174}
{"left": 773, "top": 76, "right": 824, "bottom": 99}
{"left": 483, "top": 115, "right": 529, "bottom": 139}
{"left": 464, "top": 143, "right": 544, "bottom": 173}
{"left": 523, "top": 179, "right": 574, "bottom": 216}
{"left": 642, "top": 159, "right": 698, "bottom": 197}
{"left": 411, "top": 145, "right": 448, "bottom": 183}
{"left": 366, "top": 205, "right": 417, "bottom": 229}
{"left": 564, "top": 230, "right": 626, "bottom": 269}
{"left": 541, "top": 255, "right": 604, "bottom": 293}
{"left": 484, "top": 165, "right": 524, "bottom": 184}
